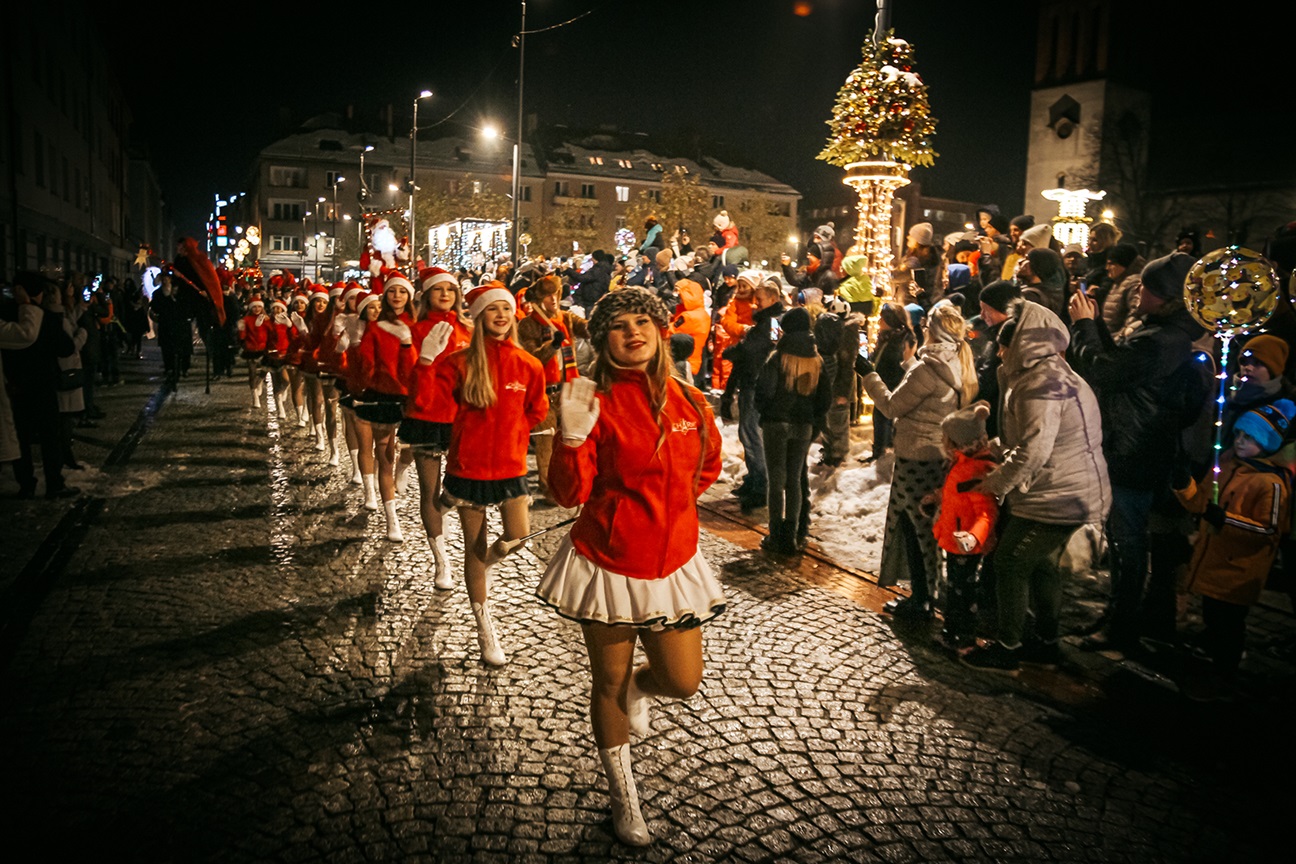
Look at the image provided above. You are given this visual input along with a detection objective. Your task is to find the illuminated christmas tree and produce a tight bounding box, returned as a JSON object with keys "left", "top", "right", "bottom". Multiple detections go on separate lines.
{"left": 818, "top": 30, "right": 938, "bottom": 308}
{"left": 818, "top": 30, "right": 937, "bottom": 169}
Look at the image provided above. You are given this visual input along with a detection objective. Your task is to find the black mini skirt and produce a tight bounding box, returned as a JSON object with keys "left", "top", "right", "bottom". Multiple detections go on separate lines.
{"left": 353, "top": 391, "right": 405, "bottom": 425}
{"left": 443, "top": 474, "right": 529, "bottom": 507}
{"left": 399, "top": 418, "right": 452, "bottom": 451}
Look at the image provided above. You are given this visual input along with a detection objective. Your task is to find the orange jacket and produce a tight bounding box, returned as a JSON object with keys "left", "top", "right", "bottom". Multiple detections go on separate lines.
{"left": 549, "top": 369, "right": 722, "bottom": 580}
{"left": 404, "top": 312, "right": 472, "bottom": 422}
{"left": 435, "top": 338, "right": 548, "bottom": 480}
{"left": 720, "top": 296, "right": 754, "bottom": 339}
{"left": 672, "top": 279, "right": 710, "bottom": 375}
{"left": 933, "top": 449, "right": 1000, "bottom": 555}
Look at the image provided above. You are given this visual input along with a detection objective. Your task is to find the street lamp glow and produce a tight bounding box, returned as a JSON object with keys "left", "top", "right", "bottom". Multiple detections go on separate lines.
{"left": 388, "top": 184, "right": 399, "bottom": 192}
{"left": 418, "top": 89, "right": 433, "bottom": 99}
{"left": 364, "top": 145, "right": 374, "bottom": 153}
{"left": 1102, "top": 209, "right": 1115, "bottom": 220}
{"left": 788, "top": 234, "right": 800, "bottom": 245}
{"left": 342, "top": 214, "right": 352, "bottom": 221}
{"left": 482, "top": 124, "right": 501, "bottom": 141}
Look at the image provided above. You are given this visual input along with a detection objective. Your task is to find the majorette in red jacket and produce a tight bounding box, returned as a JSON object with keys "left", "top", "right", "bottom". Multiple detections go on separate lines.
{"left": 405, "top": 311, "right": 472, "bottom": 423}
{"left": 354, "top": 314, "right": 416, "bottom": 396}
{"left": 549, "top": 369, "right": 722, "bottom": 580}
{"left": 265, "top": 318, "right": 292, "bottom": 358}
{"left": 238, "top": 313, "right": 270, "bottom": 352}
{"left": 433, "top": 337, "right": 548, "bottom": 481}
{"left": 299, "top": 312, "right": 330, "bottom": 375}
{"left": 317, "top": 311, "right": 350, "bottom": 378}
{"left": 932, "top": 449, "right": 1000, "bottom": 555}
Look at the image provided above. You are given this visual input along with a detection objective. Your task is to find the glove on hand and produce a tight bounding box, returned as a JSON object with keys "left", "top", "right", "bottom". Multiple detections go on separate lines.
{"left": 290, "top": 312, "right": 307, "bottom": 333}
{"left": 952, "top": 531, "right": 977, "bottom": 554}
{"left": 559, "top": 377, "right": 600, "bottom": 445}
{"left": 1203, "top": 503, "right": 1226, "bottom": 530}
{"left": 331, "top": 316, "right": 347, "bottom": 336}
{"left": 419, "top": 321, "right": 453, "bottom": 364}
{"left": 550, "top": 329, "right": 565, "bottom": 347}
{"left": 854, "top": 354, "right": 875, "bottom": 377}
{"left": 335, "top": 329, "right": 350, "bottom": 353}
{"left": 1170, "top": 460, "right": 1194, "bottom": 491}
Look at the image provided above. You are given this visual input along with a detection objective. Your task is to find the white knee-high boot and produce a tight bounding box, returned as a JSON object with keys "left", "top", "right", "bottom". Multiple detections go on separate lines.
{"left": 472, "top": 601, "right": 507, "bottom": 666}
{"left": 599, "top": 743, "right": 650, "bottom": 846}
{"left": 348, "top": 449, "right": 362, "bottom": 484}
{"left": 384, "top": 499, "right": 403, "bottom": 542}
{"left": 314, "top": 423, "right": 328, "bottom": 452}
{"left": 431, "top": 535, "right": 453, "bottom": 590}
{"left": 626, "top": 665, "right": 653, "bottom": 738}
{"left": 251, "top": 376, "right": 264, "bottom": 408}
{"left": 362, "top": 474, "right": 379, "bottom": 510}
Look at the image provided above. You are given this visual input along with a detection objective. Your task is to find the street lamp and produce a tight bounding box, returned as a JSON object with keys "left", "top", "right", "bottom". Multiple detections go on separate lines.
{"left": 331, "top": 176, "right": 345, "bottom": 280}
{"left": 513, "top": 1, "right": 527, "bottom": 268}
{"left": 315, "top": 197, "right": 326, "bottom": 280}
{"left": 358, "top": 144, "right": 375, "bottom": 207}
{"left": 410, "top": 89, "right": 434, "bottom": 276}
{"left": 482, "top": 124, "right": 521, "bottom": 274}
{"left": 301, "top": 208, "right": 312, "bottom": 278}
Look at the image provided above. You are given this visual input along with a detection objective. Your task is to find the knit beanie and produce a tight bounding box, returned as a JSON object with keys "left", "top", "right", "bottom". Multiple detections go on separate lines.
{"left": 1019, "top": 223, "right": 1053, "bottom": 249}
{"left": 979, "top": 280, "right": 1021, "bottom": 313}
{"left": 1010, "top": 214, "right": 1036, "bottom": 231}
{"left": 1239, "top": 334, "right": 1289, "bottom": 379}
{"left": 941, "top": 402, "right": 991, "bottom": 451}
{"left": 1026, "top": 248, "right": 1066, "bottom": 288}
{"left": 813, "top": 223, "right": 835, "bottom": 242}
{"left": 720, "top": 264, "right": 739, "bottom": 279}
{"left": 947, "top": 264, "right": 971, "bottom": 290}
{"left": 1234, "top": 399, "right": 1294, "bottom": 456}
{"left": 907, "top": 222, "right": 934, "bottom": 247}
{"left": 587, "top": 287, "right": 670, "bottom": 349}
{"left": 1107, "top": 243, "right": 1140, "bottom": 269}
{"left": 655, "top": 248, "right": 674, "bottom": 270}
{"left": 777, "top": 307, "right": 816, "bottom": 358}
{"left": 1139, "top": 251, "right": 1195, "bottom": 300}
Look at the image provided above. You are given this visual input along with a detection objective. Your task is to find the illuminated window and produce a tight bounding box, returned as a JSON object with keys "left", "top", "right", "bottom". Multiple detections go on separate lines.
{"left": 615, "top": 185, "right": 629, "bottom": 202}
{"left": 270, "top": 235, "right": 302, "bottom": 252}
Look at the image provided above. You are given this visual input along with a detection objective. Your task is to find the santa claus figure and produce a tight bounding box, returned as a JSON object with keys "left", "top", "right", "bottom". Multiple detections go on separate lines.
{"left": 360, "top": 218, "right": 412, "bottom": 292}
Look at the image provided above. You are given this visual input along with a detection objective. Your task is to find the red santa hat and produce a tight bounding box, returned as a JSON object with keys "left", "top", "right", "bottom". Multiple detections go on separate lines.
{"left": 465, "top": 280, "right": 516, "bottom": 320}
{"left": 329, "top": 281, "right": 345, "bottom": 298}
{"left": 343, "top": 285, "right": 367, "bottom": 309}
{"left": 247, "top": 295, "right": 265, "bottom": 310}
{"left": 419, "top": 266, "right": 457, "bottom": 292}
{"left": 309, "top": 287, "right": 331, "bottom": 304}
{"left": 270, "top": 298, "right": 288, "bottom": 313}
{"left": 356, "top": 291, "right": 383, "bottom": 316}
{"left": 383, "top": 274, "right": 415, "bottom": 298}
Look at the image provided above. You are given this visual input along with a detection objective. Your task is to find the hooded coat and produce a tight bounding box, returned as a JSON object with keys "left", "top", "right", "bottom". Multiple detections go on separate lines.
{"left": 672, "top": 279, "right": 710, "bottom": 376}
{"left": 837, "top": 255, "right": 875, "bottom": 306}
{"left": 980, "top": 302, "right": 1111, "bottom": 525}
{"left": 862, "top": 338, "right": 966, "bottom": 462}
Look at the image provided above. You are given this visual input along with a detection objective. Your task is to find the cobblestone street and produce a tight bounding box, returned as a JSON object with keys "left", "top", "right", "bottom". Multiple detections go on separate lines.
{"left": 1, "top": 353, "right": 1292, "bottom": 863}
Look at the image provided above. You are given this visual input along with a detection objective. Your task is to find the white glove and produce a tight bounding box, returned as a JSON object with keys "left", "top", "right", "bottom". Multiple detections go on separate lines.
{"left": 952, "top": 531, "right": 977, "bottom": 554}
{"left": 336, "top": 329, "right": 350, "bottom": 353}
{"left": 291, "top": 312, "right": 307, "bottom": 332}
{"left": 331, "top": 315, "right": 347, "bottom": 336}
{"left": 254, "top": 314, "right": 267, "bottom": 327}
{"left": 559, "top": 377, "right": 600, "bottom": 445}
{"left": 419, "top": 321, "right": 453, "bottom": 364}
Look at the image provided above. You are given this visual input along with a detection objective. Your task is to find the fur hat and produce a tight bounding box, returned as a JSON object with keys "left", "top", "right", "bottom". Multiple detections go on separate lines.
{"left": 1019, "top": 223, "right": 1053, "bottom": 249}
{"left": 587, "top": 287, "right": 670, "bottom": 349}
{"left": 1239, "top": 334, "right": 1289, "bottom": 379}
{"left": 1235, "top": 399, "right": 1294, "bottom": 457}
{"left": 1139, "top": 251, "right": 1194, "bottom": 300}
{"left": 419, "top": 266, "right": 457, "bottom": 292}
{"left": 525, "top": 274, "right": 563, "bottom": 303}
{"left": 464, "top": 281, "right": 515, "bottom": 319}
{"left": 942, "top": 401, "right": 991, "bottom": 450}
{"left": 907, "top": 222, "right": 934, "bottom": 247}
{"left": 813, "top": 223, "right": 835, "bottom": 242}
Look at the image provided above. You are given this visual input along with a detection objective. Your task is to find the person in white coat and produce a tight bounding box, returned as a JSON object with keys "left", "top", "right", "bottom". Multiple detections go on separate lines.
{"left": 1, "top": 284, "right": 44, "bottom": 465}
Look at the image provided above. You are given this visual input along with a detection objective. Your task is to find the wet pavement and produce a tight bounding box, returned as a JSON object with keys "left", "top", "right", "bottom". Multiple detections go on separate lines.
{"left": 1, "top": 347, "right": 1293, "bottom": 862}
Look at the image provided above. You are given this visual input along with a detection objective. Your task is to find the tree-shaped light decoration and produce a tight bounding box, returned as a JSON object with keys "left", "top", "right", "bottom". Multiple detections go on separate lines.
{"left": 819, "top": 30, "right": 938, "bottom": 299}
{"left": 1041, "top": 188, "right": 1106, "bottom": 249}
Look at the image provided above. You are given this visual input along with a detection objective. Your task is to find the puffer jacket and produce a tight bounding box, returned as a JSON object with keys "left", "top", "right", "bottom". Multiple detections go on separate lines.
{"left": 934, "top": 449, "right": 1000, "bottom": 555}
{"left": 1175, "top": 452, "right": 1291, "bottom": 605}
{"left": 1100, "top": 256, "right": 1145, "bottom": 334}
{"left": 862, "top": 338, "right": 965, "bottom": 462}
{"left": 981, "top": 301, "right": 1111, "bottom": 525}
{"left": 671, "top": 279, "right": 710, "bottom": 375}
{"left": 1069, "top": 303, "right": 1204, "bottom": 489}
{"left": 837, "top": 254, "right": 876, "bottom": 305}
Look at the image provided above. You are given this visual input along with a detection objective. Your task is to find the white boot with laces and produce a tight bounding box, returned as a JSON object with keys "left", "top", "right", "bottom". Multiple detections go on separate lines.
{"left": 383, "top": 499, "right": 403, "bottom": 542}
{"left": 472, "top": 601, "right": 507, "bottom": 666}
{"left": 599, "top": 743, "right": 650, "bottom": 846}
{"left": 362, "top": 474, "right": 379, "bottom": 510}
{"left": 431, "top": 535, "right": 454, "bottom": 590}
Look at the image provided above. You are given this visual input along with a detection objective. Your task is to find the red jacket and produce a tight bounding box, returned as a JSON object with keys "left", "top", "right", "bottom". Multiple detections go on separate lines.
{"left": 933, "top": 449, "right": 999, "bottom": 555}
{"left": 265, "top": 319, "right": 292, "bottom": 357}
{"left": 317, "top": 312, "right": 349, "bottom": 378}
{"left": 549, "top": 370, "right": 722, "bottom": 580}
{"left": 299, "top": 313, "right": 330, "bottom": 375}
{"left": 355, "top": 315, "right": 417, "bottom": 396}
{"left": 238, "top": 314, "right": 269, "bottom": 352}
{"left": 405, "top": 312, "right": 472, "bottom": 422}
{"left": 435, "top": 338, "right": 548, "bottom": 480}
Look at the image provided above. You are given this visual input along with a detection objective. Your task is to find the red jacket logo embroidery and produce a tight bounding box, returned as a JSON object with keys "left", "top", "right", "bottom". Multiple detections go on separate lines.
{"left": 671, "top": 419, "right": 698, "bottom": 433}
{"left": 504, "top": 381, "right": 527, "bottom": 393}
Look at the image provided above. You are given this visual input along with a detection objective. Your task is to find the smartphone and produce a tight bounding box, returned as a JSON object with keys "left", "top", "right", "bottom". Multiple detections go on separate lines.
{"left": 858, "top": 340, "right": 870, "bottom": 359}
{"left": 770, "top": 317, "right": 782, "bottom": 340}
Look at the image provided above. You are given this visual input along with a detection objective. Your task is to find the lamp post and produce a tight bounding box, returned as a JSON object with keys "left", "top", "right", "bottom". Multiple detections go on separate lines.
{"left": 315, "top": 197, "right": 326, "bottom": 281}
{"left": 358, "top": 145, "right": 375, "bottom": 209}
{"left": 331, "top": 176, "right": 345, "bottom": 280}
{"left": 482, "top": 124, "right": 521, "bottom": 271}
{"left": 410, "top": 90, "right": 434, "bottom": 276}
{"left": 512, "top": 1, "right": 526, "bottom": 267}
{"left": 301, "top": 208, "right": 311, "bottom": 280}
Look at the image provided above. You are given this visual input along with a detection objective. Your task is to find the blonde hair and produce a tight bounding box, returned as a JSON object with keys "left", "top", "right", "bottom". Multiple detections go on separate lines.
{"left": 781, "top": 352, "right": 821, "bottom": 396}
{"left": 927, "top": 303, "right": 979, "bottom": 406}
{"left": 461, "top": 313, "right": 518, "bottom": 409}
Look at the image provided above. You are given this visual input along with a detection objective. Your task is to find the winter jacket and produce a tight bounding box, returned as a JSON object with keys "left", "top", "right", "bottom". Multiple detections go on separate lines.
{"left": 934, "top": 449, "right": 1000, "bottom": 555}
{"left": 3, "top": 303, "right": 74, "bottom": 396}
{"left": 672, "top": 280, "right": 710, "bottom": 376}
{"left": 980, "top": 302, "right": 1111, "bottom": 525}
{"left": 754, "top": 350, "right": 832, "bottom": 426}
{"left": 238, "top": 314, "right": 270, "bottom": 353}
{"left": 518, "top": 309, "right": 588, "bottom": 386}
{"left": 1020, "top": 279, "right": 1066, "bottom": 320}
{"left": 435, "top": 338, "right": 548, "bottom": 480}
{"left": 837, "top": 255, "right": 876, "bottom": 306}
{"left": 299, "top": 312, "right": 332, "bottom": 376}
{"left": 265, "top": 318, "right": 292, "bottom": 358}
{"left": 355, "top": 316, "right": 417, "bottom": 397}
{"left": 572, "top": 260, "right": 613, "bottom": 308}
{"left": 722, "top": 301, "right": 783, "bottom": 395}
{"left": 549, "top": 369, "right": 721, "bottom": 580}
{"left": 968, "top": 317, "right": 1006, "bottom": 438}
{"left": 782, "top": 261, "right": 840, "bottom": 300}
{"left": 873, "top": 327, "right": 911, "bottom": 390}
{"left": 318, "top": 312, "right": 350, "bottom": 378}
{"left": 1069, "top": 304, "right": 1204, "bottom": 489}
{"left": 1100, "top": 257, "right": 1145, "bottom": 334}
{"left": 0, "top": 305, "right": 43, "bottom": 462}
{"left": 1175, "top": 453, "right": 1291, "bottom": 605}
{"left": 404, "top": 312, "right": 472, "bottom": 423}
{"left": 862, "top": 339, "right": 966, "bottom": 462}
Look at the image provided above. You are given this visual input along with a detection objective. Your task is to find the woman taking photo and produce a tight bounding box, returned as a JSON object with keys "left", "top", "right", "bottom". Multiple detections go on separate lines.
{"left": 353, "top": 276, "right": 418, "bottom": 542}
{"left": 400, "top": 267, "right": 472, "bottom": 587}
{"left": 432, "top": 281, "right": 547, "bottom": 667}
{"left": 537, "top": 287, "right": 725, "bottom": 846}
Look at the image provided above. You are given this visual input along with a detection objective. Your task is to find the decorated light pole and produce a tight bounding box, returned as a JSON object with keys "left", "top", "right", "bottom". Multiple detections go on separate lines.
{"left": 818, "top": 29, "right": 937, "bottom": 302}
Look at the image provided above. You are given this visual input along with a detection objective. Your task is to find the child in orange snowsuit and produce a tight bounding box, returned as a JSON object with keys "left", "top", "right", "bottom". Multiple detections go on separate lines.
{"left": 932, "top": 401, "right": 1000, "bottom": 649}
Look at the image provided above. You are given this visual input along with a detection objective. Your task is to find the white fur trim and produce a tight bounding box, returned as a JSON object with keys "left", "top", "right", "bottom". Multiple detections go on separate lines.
{"left": 468, "top": 287, "right": 516, "bottom": 320}
{"left": 421, "top": 272, "right": 458, "bottom": 291}
{"left": 310, "top": 290, "right": 330, "bottom": 303}
{"left": 384, "top": 275, "right": 414, "bottom": 296}
{"left": 356, "top": 294, "right": 382, "bottom": 316}
{"left": 376, "top": 320, "right": 412, "bottom": 343}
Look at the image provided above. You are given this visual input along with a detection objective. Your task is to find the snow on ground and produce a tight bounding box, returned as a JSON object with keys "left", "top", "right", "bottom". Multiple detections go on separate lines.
{"left": 715, "top": 415, "right": 891, "bottom": 574}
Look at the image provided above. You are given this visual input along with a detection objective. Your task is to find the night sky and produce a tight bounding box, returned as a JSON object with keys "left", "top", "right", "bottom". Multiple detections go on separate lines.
{"left": 88, "top": 0, "right": 1290, "bottom": 238}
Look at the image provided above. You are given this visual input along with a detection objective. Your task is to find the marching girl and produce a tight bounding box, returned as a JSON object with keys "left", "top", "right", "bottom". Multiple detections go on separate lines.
{"left": 352, "top": 275, "right": 418, "bottom": 542}
{"left": 237, "top": 295, "right": 270, "bottom": 408}
{"left": 263, "top": 298, "right": 295, "bottom": 422}
{"left": 400, "top": 267, "right": 472, "bottom": 587}
{"left": 300, "top": 284, "right": 340, "bottom": 463}
{"left": 285, "top": 291, "right": 312, "bottom": 428}
{"left": 341, "top": 290, "right": 383, "bottom": 510}
{"left": 432, "top": 281, "right": 547, "bottom": 666}
{"left": 325, "top": 284, "right": 366, "bottom": 484}
{"left": 536, "top": 287, "right": 725, "bottom": 846}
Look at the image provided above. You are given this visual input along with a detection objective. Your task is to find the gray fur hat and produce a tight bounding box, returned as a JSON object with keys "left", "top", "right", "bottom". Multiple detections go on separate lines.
{"left": 587, "top": 287, "right": 671, "bottom": 348}
{"left": 941, "top": 401, "right": 991, "bottom": 450}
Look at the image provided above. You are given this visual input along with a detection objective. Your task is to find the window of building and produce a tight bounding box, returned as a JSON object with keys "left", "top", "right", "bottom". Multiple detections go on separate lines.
{"left": 325, "top": 170, "right": 345, "bottom": 187}
{"left": 617, "top": 159, "right": 633, "bottom": 169}
{"left": 588, "top": 156, "right": 604, "bottom": 165}
{"left": 520, "top": 216, "right": 532, "bottom": 233}
{"left": 269, "top": 165, "right": 306, "bottom": 188}
{"left": 554, "top": 180, "right": 570, "bottom": 197}
{"left": 615, "top": 185, "right": 629, "bottom": 203}
{"left": 270, "top": 235, "right": 302, "bottom": 252}
{"left": 270, "top": 200, "right": 305, "bottom": 221}
{"left": 615, "top": 216, "right": 627, "bottom": 229}
{"left": 472, "top": 180, "right": 483, "bottom": 195}
{"left": 519, "top": 185, "right": 532, "bottom": 202}
{"left": 317, "top": 203, "right": 340, "bottom": 221}
{"left": 650, "top": 190, "right": 661, "bottom": 204}
{"left": 712, "top": 195, "right": 725, "bottom": 209}
{"left": 580, "top": 183, "right": 596, "bottom": 200}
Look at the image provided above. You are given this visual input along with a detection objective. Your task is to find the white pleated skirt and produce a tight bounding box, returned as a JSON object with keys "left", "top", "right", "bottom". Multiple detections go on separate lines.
{"left": 536, "top": 534, "right": 726, "bottom": 631}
